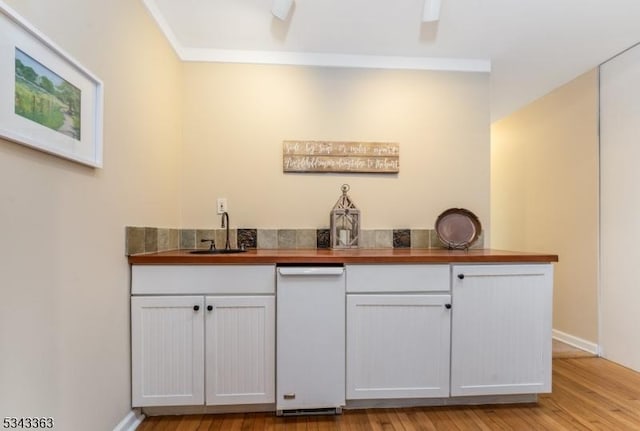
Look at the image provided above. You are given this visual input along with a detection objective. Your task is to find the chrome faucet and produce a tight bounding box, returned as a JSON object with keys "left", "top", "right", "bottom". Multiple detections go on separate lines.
{"left": 221, "top": 211, "right": 231, "bottom": 250}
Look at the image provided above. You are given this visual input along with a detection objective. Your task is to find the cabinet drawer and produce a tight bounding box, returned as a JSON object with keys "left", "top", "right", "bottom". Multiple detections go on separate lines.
{"left": 132, "top": 265, "right": 275, "bottom": 295}
{"left": 346, "top": 264, "right": 449, "bottom": 293}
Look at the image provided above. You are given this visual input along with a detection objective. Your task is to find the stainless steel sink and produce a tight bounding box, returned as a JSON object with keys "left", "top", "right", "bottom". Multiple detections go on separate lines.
{"left": 189, "top": 248, "right": 247, "bottom": 254}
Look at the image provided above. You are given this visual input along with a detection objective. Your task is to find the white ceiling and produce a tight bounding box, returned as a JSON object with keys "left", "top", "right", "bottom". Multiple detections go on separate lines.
{"left": 144, "top": 0, "right": 640, "bottom": 120}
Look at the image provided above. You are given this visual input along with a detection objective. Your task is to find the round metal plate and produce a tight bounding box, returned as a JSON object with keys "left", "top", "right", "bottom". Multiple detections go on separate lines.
{"left": 435, "top": 208, "right": 482, "bottom": 249}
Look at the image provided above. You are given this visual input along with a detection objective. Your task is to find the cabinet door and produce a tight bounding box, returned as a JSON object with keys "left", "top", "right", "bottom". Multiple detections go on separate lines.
{"left": 451, "top": 264, "right": 553, "bottom": 397}
{"left": 347, "top": 294, "right": 451, "bottom": 399}
{"left": 205, "top": 296, "right": 275, "bottom": 405}
{"left": 131, "top": 296, "right": 205, "bottom": 407}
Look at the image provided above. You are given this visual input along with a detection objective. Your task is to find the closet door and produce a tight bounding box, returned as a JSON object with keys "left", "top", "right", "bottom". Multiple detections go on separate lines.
{"left": 600, "top": 44, "right": 640, "bottom": 372}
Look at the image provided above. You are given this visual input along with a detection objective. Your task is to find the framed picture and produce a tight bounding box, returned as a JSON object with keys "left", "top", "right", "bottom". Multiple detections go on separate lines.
{"left": 0, "top": 1, "right": 103, "bottom": 167}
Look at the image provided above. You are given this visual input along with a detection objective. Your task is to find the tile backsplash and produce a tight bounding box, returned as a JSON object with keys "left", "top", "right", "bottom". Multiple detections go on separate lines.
{"left": 125, "top": 226, "right": 484, "bottom": 255}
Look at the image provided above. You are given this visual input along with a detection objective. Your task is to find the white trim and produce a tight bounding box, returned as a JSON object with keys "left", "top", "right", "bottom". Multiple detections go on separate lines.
{"left": 597, "top": 63, "right": 603, "bottom": 359}
{"left": 113, "top": 410, "right": 145, "bottom": 431}
{"left": 553, "top": 329, "right": 599, "bottom": 355}
{"left": 140, "top": 0, "right": 185, "bottom": 59}
{"left": 179, "top": 48, "right": 491, "bottom": 72}
{"left": 142, "top": 0, "right": 490, "bottom": 73}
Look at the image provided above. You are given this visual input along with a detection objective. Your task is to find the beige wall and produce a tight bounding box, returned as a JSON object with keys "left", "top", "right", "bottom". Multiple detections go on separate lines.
{"left": 181, "top": 64, "right": 490, "bottom": 232}
{"left": 0, "top": 0, "right": 182, "bottom": 429}
{"left": 491, "top": 69, "right": 599, "bottom": 343}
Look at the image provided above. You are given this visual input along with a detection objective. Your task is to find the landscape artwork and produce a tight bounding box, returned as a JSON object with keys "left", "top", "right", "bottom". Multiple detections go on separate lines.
{"left": 14, "top": 48, "right": 81, "bottom": 140}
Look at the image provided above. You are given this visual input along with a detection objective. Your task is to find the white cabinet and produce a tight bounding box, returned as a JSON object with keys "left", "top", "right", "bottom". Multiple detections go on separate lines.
{"left": 450, "top": 264, "right": 553, "bottom": 397}
{"left": 206, "top": 296, "right": 275, "bottom": 405}
{"left": 131, "top": 296, "right": 205, "bottom": 407}
{"left": 131, "top": 265, "right": 275, "bottom": 408}
{"left": 346, "top": 264, "right": 451, "bottom": 400}
{"left": 131, "top": 262, "right": 555, "bottom": 410}
{"left": 346, "top": 294, "right": 451, "bottom": 399}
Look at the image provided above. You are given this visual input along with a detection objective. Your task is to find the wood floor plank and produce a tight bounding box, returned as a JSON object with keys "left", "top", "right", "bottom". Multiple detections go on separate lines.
{"left": 554, "top": 377, "right": 637, "bottom": 429}
{"left": 555, "top": 359, "right": 640, "bottom": 429}
{"left": 515, "top": 402, "right": 570, "bottom": 431}
{"left": 138, "top": 357, "right": 640, "bottom": 431}
{"left": 554, "top": 358, "right": 640, "bottom": 419}
{"left": 154, "top": 416, "right": 183, "bottom": 431}
{"left": 472, "top": 406, "right": 531, "bottom": 431}
{"left": 247, "top": 413, "right": 267, "bottom": 431}
{"left": 365, "top": 408, "right": 398, "bottom": 431}
{"left": 137, "top": 416, "right": 161, "bottom": 431}
{"left": 424, "top": 408, "right": 463, "bottom": 431}
{"left": 342, "top": 409, "right": 370, "bottom": 431}
{"left": 194, "top": 414, "right": 216, "bottom": 431}
{"left": 240, "top": 413, "right": 258, "bottom": 431}
{"left": 402, "top": 409, "right": 438, "bottom": 431}
{"left": 263, "top": 414, "right": 276, "bottom": 431}
{"left": 318, "top": 414, "right": 341, "bottom": 431}
{"left": 460, "top": 408, "right": 497, "bottom": 431}
{"left": 442, "top": 407, "right": 486, "bottom": 431}
{"left": 460, "top": 406, "right": 509, "bottom": 431}
{"left": 388, "top": 409, "right": 418, "bottom": 431}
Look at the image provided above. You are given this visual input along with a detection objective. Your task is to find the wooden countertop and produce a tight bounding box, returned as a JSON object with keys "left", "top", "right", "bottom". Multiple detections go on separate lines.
{"left": 128, "top": 248, "right": 558, "bottom": 265}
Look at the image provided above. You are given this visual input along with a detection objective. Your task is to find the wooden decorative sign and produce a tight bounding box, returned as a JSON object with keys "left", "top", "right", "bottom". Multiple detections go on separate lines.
{"left": 283, "top": 141, "right": 399, "bottom": 173}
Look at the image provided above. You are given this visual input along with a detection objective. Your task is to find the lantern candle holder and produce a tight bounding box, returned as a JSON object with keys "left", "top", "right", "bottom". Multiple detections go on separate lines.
{"left": 330, "top": 184, "right": 361, "bottom": 249}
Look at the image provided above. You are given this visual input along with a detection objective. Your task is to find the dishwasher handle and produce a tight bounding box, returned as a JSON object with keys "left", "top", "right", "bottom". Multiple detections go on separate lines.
{"left": 278, "top": 267, "right": 344, "bottom": 276}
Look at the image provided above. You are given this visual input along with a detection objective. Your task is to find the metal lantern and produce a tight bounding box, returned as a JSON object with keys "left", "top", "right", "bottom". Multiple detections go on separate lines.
{"left": 330, "top": 184, "right": 361, "bottom": 249}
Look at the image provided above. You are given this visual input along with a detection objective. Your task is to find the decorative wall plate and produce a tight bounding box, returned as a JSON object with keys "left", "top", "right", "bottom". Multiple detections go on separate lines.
{"left": 435, "top": 208, "right": 481, "bottom": 249}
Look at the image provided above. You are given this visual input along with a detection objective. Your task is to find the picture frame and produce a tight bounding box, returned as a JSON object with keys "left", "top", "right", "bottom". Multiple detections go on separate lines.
{"left": 0, "top": 1, "right": 103, "bottom": 168}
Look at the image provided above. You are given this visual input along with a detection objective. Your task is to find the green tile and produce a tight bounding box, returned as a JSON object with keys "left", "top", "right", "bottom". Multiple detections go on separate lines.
{"left": 296, "top": 229, "right": 317, "bottom": 249}
{"left": 411, "top": 229, "right": 429, "bottom": 248}
{"left": 157, "top": 228, "right": 170, "bottom": 251}
{"left": 429, "top": 229, "right": 445, "bottom": 248}
{"left": 144, "top": 227, "right": 158, "bottom": 253}
{"left": 168, "top": 229, "right": 180, "bottom": 250}
{"left": 359, "top": 230, "right": 376, "bottom": 248}
{"left": 278, "top": 229, "right": 296, "bottom": 248}
{"left": 257, "top": 229, "right": 278, "bottom": 249}
{"left": 180, "top": 229, "right": 196, "bottom": 249}
{"left": 125, "top": 226, "right": 145, "bottom": 255}
{"left": 374, "top": 230, "right": 393, "bottom": 248}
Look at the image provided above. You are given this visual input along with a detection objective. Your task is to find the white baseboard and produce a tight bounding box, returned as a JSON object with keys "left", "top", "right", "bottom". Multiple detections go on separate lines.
{"left": 113, "top": 409, "right": 145, "bottom": 431}
{"left": 553, "top": 329, "right": 599, "bottom": 355}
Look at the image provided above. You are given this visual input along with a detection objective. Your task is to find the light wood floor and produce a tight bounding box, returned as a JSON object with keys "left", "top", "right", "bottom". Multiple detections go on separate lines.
{"left": 138, "top": 355, "right": 640, "bottom": 431}
{"left": 552, "top": 340, "right": 596, "bottom": 359}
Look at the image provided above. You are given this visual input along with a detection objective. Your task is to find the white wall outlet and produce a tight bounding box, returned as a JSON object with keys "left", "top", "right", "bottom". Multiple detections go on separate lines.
{"left": 216, "top": 198, "right": 228, "bottom": 214}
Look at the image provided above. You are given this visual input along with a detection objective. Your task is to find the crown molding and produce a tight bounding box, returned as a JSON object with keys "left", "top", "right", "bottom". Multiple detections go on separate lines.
{"left": 180, "top": 48, "right": 490, "bottom": 72}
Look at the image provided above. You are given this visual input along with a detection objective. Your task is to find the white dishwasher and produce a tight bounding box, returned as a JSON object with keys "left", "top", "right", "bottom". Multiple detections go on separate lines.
{"left": 276, "top": 265, "right": 346, "bottom": 415}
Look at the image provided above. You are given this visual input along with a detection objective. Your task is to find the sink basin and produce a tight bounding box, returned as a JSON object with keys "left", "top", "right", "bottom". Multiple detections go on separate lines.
{"left": 189, "top": 248, "right": 247, "bottom": 254}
